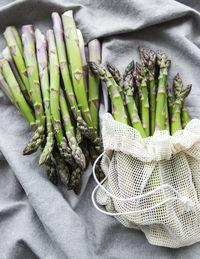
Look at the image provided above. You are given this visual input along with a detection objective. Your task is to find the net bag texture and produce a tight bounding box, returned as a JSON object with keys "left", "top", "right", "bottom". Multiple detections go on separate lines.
{"left": 92, "top": 113, "right": 200, "bottom": 248}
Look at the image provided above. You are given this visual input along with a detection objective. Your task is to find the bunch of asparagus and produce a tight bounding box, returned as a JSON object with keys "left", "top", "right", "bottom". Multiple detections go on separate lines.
{"left": 89, "top": 47, "right": 192, "bottom": 137}
{"left": 0, "top": 10, "right": 104, "bottom": 194}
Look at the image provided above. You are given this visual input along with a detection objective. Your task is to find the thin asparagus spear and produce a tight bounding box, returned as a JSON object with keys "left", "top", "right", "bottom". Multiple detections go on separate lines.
{"left": 155, "top": 51, "right": 170, "bottom": 131}
{"left": 0, "top": 60, "right": 57, "bottom": 184}
{"left": 35, "top": 29, "right": 54, "bottom": 165}
{"left": 52, "top": 147, "right": 70, "bottom": 188}
{"left": 167, "top": 83, "right": 173, "bottom": 120}
{"left": 136, "top": 62, "right": 150, "bottom": 136}
{"left": 47, "top": 29, "right": 74, "bottom": 166}
{"left": 182, "top": 102, "right": 190, "bottom": 129}
{"left": 62, "top": 10, "right": 103, "bottom": 153}
{"left": 143, "top": 50, "right": 157, "bottom": 135}
{"left": 21, "top": 25, "right": 46, "bottom": 154}
{"left": 88, "top": 38, "right": 101, "bottom": 135}
{"left": 77, "top": 29, "right": 88, "bottom": 94}
{"left": 133, "top": 70, "right": 143, "bottom": 120}
{"left": 52, "top": 12, "right": 93, "bottom": 141}
{"left": 89, "top": 62, "right": 128, "bottom": 124}
{"left": 2, "top": 47, "right": 31, "bottom": 105}
{"left": 171, "top": 84, "right": 192, "bottom": 135}
{"left": 123, "top": 61, "right": 146, "bottom": 138}
{"left": 60, "top": 88, "right": 86, "bottom": 169}
{"left": 106, "top": 61, "right": 124, "bottom": 100}
{"left": 4, "top": 27, "right": 31, "bottom": 98}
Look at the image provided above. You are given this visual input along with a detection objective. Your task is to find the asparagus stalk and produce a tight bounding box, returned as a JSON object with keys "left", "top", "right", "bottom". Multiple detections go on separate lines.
{"left": 136, "top": 62, "right": 150, "bottom": 136}
{"left": 106, "top": 61, "right": 124, "bottom": 100}
{"left": 88, "top": 39, "right": 101, "bottom": 134}
{"left": 11, "top": 26, "right": 23, "bottom": 56}
{"left": 143, "top": 50, "right": 157, "bottom": 135}
{"left": 167, "top": 83, "right": 173, "bottom": 120}
{"left": 52, "top": 12, "right": 93, "bottom": 141}
{"left": 133, "top": 70, "right": 143, "bottom": 119}
{"left": 47, "top": 29, "right": 74, "bottom": 166}
{"left": 60, "top": 88, "right": 86, "bottom": 169}
{"left": 77, "top": 29, "right": 88, "bottom": 94}
{"left": 68, "top": 165, "right": 83, "bottom": 190}
{"left": 4, "top": 27, "right": 31, "bottom": 98}
{"left": 171, "top": 84, "right": 192, "bottom": 135}
{"left": 35, "top": 29, "right": 54, "bottom": 165}
{"left": 21, "top": 25, "right": 46, "bottom": 155}
{"left": 155, "top": 51, "right": 170, "bottom": 131}
{"left": 52, "top": 147, "right": 70, "bottom": 188}
{"left": 2, "top": 47, "right": 31, "bottom": 105}
{"left": 89, "top": 62, "right": 128, "bottom": 124}
{"left": 62, "top": 10, "right": 103, "bottom": 153}
{"left": 123, "top": 61, "right": 146, "bottom": 138}
{"left": 89, "top": 145, "right": 105, "bottom": 182}
{"left": 0, "top": 60, "right": 57, "bottom": 184}
{"left": 174, "top": 74, "right": 191, "bottom": 128}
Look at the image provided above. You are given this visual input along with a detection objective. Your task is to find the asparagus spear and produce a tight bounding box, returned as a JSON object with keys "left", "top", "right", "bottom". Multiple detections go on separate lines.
{"left": 142, "top": 49, "right": 157, "bottom": 135}
{"left": 174, "top": 74, "right": 191, "bottom": 128}
{"left": 167, "top": 83, "right": 173, "bottom": 120}
{"left": 21, "top": 25, "right": 46, "bottom": 154}
{"left": 60, "top": 88, "right": 86, "bottom": 169}
{"left": 35, "top": 29, "right": 54, "bottom": 165}
{"left": 155, "top": 51, "right": 170, "bottom": 131}
{"left": 2, "top": 47, "right": 31, "bottom": 105}
{"left": 62, "top": 10, "right": 103, "bottom": 153}
{"left": 89, "top": 62, "right": 128, "bottom": 124}
{"left": 133, "top": 70, "right": 143, "bottom": 119}
{"left": 88, "top": 39, "right": 101, "bottom": 135}
{"left": 106, "top": 61, "right": 124, "bottom": 100}
{"left": 47, "top": 29, "right": 74, "bottom": 166}
{"left": 136, "top": 62, "right": 150, "bottom": 136}
{"left": 4, "top": 27, "right": 31, "bottom": 98}
{"left": 52, "top": 147, "right": 70, "bottom": 188}
{"left": 11, "top": 26, "right": 23, "bottom": 56}
{"left": 171, "top": 84, "right": 192, "bottom": 135}
{"left": 77, "top": 29, "right": 88, "bottom": 94}
{"left": 89, "top": 145, "right": 105, "bottom": 182}
{"left": 0, "top": 60, "right": 57, "bottom": 184}
{"left": 52, "top": 12, "right": 93, "bottom": 141}
{"left": 123, "top": 61, "right": 146, "bottom": 138}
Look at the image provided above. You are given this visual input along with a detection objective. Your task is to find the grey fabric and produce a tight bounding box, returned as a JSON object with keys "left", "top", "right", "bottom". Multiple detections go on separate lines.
{"left": 1, "top": 0, "right": 200, "bottom": 258}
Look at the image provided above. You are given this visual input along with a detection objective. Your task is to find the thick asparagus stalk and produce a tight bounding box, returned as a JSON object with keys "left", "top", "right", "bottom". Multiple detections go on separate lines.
{"left": 35, "top": 29, "right": 54, "bottom": 165}
{"left": 21, "top": 25, "right": 46, "bottom": 155}
{"left": 62, "top": 10, "right": 103, "bottom": 153}
{"left": 171, "top": 84, "right": 192, "bottom": 135}
{"left": 77, "top": 29, "right": 88, "bottom": 94}
{"left": 123, "top": 61, "right": 146, "bottom": 138}
{"left": 88, "top": 39, "right": 101, "bottom": 134}
{"left": 11, "top": 26, "right": 23, "bottom": 56}
{"left": 136, "top": 62, "right": 150, "bottom": 136}
{"left": 0, "top": 60, "right": 57, "bottom": 184}
{"left": 2, "top": 47, "right": 31, "bottom": 105}
{"left": 4, "top": 27, "right": 31, "bottom": 97}
{"left": 52, "top": 12, "right": 93, "bottom": 141}
{"left": 155, "top": 51, "right": 170, "bottom": 131}
{"left": 89, "top": 62, "right": 128, "bottom": 124}
{"left": 60, "top": 88, "right": 86, "bottom": 169}
{"left": 47, "top": 29, "right": 74, "bottom": 166}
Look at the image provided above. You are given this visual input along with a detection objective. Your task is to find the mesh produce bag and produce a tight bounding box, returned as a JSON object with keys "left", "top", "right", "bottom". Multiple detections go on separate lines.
{"left": 92, "top": 113, "right": 200, "bottom": 248}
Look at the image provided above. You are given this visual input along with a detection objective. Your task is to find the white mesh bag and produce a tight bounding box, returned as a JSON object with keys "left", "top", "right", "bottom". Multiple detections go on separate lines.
{"left": 92, "top": 113, "right": 200, "bottom": 248}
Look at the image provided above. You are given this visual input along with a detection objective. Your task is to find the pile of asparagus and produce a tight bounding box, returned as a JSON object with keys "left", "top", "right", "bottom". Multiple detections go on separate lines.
{"left": 89, "top": 47, "right": 192, "bottom": 137}
{"left": 0, "top": 11, "right": 104, "bottom": 194}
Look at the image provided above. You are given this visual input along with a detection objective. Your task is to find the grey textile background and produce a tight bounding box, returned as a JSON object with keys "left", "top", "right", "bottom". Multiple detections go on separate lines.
{"left": 0, "top": 0, "right": 200, "bottom": 258}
